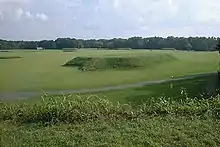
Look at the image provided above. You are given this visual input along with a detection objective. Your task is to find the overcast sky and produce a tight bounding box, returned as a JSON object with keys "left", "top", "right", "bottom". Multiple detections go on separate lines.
{"left": 0, "top": 0, "right": 220, "bottom": 40}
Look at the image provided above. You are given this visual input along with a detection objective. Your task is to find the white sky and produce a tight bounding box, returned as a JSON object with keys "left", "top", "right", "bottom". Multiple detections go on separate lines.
{"left": 0, "top": 0, "right": 220, "bottom": 40}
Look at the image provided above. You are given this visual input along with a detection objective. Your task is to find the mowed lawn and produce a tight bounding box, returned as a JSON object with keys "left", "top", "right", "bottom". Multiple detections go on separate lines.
{"left": 0, "top": 50, "right": 219, "bottom": 92}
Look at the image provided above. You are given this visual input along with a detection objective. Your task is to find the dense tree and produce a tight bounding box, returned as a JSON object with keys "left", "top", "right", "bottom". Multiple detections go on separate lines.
{"left": 216, "top": 39, "right": 220, "bottom": 75}
{"left": 216, "top": 39, "right": 220, "bottom": 53}
{"left": 55, "top": 38, "right": 76, "bottom": 49}
{"left": 38, "top": 40, "right": 56, "bottom": 49}
{"left": 0, "top": 36, "right": 219, "bottom": 51}
{"left": 21, "top": 41, "right": 38, "bottom": 49}
{"left": 185, "top": 43, "right": 193, "bottom": 51}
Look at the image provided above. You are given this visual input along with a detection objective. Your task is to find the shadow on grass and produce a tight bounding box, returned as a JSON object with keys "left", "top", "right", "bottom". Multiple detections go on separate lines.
{"left": 124, "top": 74, "right": 220, "bottom": 104}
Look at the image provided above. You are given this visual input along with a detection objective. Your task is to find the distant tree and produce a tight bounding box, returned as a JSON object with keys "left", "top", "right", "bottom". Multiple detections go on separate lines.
{"left": 216, "top": 39, "right": 220, "bottom": 53}
{"left": 55, "top": 38, "right": 76, "bottom": 49}
{"left": 0, "top": 36, "right": 219, "bottom": 51}
{"left": 77, "top": 39, "right": 84, "bottom": 49}
{"left": 185, "top": 43, "right": 193, "bottom": 51}
{"left": 38, "top": 40, "right": 56, "bottom": 49}
{"left": 21, "top": 41, "right": 37, "bottom": 49}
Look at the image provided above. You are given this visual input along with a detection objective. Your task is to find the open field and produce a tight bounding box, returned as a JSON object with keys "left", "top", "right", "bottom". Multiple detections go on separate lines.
{"left": 0, "top": 50, "right": 218, "bottom": 92}
{"left": 0, "top": 72, "right": 215, "bottom": 101}
{"left": 1, "top": 49, "right": 220, "bottom": 146}
{"left": 11, "top": 73, "right": 217, "bottom": 105}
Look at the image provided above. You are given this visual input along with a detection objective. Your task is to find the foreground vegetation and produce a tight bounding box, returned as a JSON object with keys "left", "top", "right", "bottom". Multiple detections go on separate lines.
{"left": 0, "top": 50, "right": 218, "bottom": 92}
{"left": 1, "top": 94, "right": 220, "bottom": 147}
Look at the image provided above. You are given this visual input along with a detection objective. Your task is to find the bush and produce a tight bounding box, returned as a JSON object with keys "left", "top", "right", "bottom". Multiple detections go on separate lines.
{"left": 64, "top": 54, "right": 176, "bottom": 71}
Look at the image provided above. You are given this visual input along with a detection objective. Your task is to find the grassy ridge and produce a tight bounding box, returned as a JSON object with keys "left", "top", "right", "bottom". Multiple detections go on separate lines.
{"left": 0, "top": 56, "right": 22, "bottom": 59}
{"left": 1, "top": 95, "right": 220, "bottom": 146}
{"left": 64, "top": 54, "right": 175, "bottom": 71}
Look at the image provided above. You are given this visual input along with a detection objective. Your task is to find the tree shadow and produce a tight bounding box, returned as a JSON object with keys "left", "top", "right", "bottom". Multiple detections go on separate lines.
{"left": 125, "top": 74, "right": 220, "bottom": 104}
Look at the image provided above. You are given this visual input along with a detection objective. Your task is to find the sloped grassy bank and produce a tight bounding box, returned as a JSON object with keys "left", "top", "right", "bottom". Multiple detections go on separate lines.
{"left": 63, "top": 54, "right": 176, "bottom": 71}
{"left": 1, "top": 95, "right": 220, "bottom": 146}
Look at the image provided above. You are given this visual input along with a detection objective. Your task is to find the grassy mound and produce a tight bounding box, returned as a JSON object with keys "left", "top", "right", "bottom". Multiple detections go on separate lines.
{"left": 0, "top": 50, "right": 12, "bottom": 52}
{"left": 64, "top": 54, "right": 176, "bottom": 71}
{"left": 0, "top": 56, "right": 22, "bottom": 59}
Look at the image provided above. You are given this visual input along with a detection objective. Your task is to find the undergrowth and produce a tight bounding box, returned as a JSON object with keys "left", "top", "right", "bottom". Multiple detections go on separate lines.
{"left": 64, "top": 54, "right": 176, "bottom": 71}
{"left": 1, "top": 94, "right": 219, "bottom": 124}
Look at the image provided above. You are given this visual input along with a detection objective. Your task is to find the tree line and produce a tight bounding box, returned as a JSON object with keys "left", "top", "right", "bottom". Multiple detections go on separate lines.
{"left": 0, "top": 36, "right": 219, "bottom": 51}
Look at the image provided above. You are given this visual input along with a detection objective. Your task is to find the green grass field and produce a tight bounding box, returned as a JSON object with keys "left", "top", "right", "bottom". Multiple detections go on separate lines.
{"left": 1, "top": 49, "right": 220, "bottom": 147}
{"left": 20, "top": 74, "right": 219, "bottom": 105}
{"left": 0, "top": 50, "right": 219, "bottom": 92}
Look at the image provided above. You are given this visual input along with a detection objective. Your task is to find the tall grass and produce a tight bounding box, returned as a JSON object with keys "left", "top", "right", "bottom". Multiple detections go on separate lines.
{"left": 1, "top": 94, "right": 220, "bottom": 124}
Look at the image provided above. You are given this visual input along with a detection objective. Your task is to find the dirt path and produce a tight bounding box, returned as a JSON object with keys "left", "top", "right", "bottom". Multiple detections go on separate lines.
{"left": 0, "top": 72, "right": 217, "bottom": 101}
